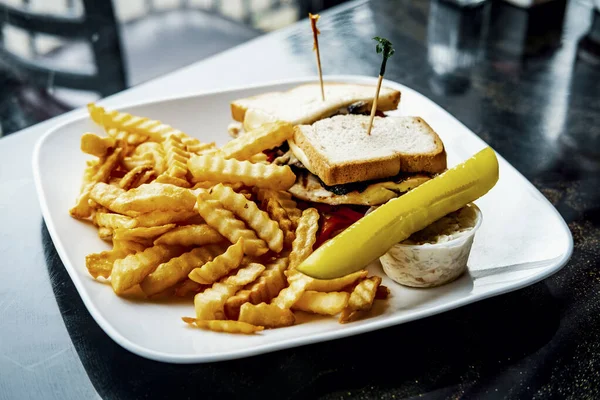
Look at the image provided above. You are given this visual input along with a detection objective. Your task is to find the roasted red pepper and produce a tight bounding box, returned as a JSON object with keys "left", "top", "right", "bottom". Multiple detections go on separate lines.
{"left": 334, "top": 206, "right": 365, "bottom": 222}
{"left": 314, "top": 206, "right": 366, "bottom": 248}
{"left": 314, "top": 215, "right": 348, "bottom": 249}
{"left": 301, "top": 202, "right": 366, "bottom": 218}
{"left": 263, "top": 149, "right": 278, "bottom": 163}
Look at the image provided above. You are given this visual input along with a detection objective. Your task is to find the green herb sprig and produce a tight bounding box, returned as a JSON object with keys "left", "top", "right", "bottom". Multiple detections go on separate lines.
{"left": 373, "top": 36, "right": 395, "bottom": 76}
{"left": 366, "top": 37, "right": 395, "bottom": 135}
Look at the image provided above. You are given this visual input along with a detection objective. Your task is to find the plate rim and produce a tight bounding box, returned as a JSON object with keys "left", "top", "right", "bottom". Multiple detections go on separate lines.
{"left": 32, "top": 74, "right": 574, "bottom": 364}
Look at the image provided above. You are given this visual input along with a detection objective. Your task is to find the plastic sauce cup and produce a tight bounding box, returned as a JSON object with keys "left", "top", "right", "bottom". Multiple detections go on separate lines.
{"left": 379, "top": 203, "right": 482, "bottom": 288}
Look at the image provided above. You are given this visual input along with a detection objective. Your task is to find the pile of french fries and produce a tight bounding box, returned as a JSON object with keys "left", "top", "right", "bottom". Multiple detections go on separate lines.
{"left": 70, "top": 103, "right": 388, "bottom": 334}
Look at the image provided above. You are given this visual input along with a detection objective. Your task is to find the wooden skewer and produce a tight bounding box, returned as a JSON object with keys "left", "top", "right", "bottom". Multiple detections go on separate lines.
{"left": 309, "top": 13, "right": 325, "bottom": 101}
{"left": 367, "top": 36, "right": 394, "bottom": 135}
{"left": 366, "top": 75, "right": 383, "bottom": 136}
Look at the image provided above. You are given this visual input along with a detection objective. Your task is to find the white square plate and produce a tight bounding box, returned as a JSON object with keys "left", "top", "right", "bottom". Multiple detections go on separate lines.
{"left": 33, "top": 75, "right": 573, "bottom": 364}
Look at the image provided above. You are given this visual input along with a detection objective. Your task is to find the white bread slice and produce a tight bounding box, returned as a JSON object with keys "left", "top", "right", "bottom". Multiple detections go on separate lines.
{"left": 231, "top": 83, "right": 400, "bottom": 126}
{"left": 291, "top": 115, "right": 446, "bottom": 186}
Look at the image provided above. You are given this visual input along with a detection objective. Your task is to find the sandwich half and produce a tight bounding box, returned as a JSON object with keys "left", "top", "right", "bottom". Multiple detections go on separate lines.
{"left": 284, "top": 115, "right": 447, "bottom": 206}
{"left": 231, "top": 83, "right": 401, "bottom": 128}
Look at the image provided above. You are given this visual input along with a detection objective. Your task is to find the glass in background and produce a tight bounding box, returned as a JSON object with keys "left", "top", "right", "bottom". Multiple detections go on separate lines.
{"left": 560, "top": 56, "right": 600, "bottom": 168}
{"left": 561, "top": 0, "right": 600, "bottom": 167}
{"left": 486, "top": 0, "right": 567, "bottom": 61}
{"left": 427, "top": 0, "right": 491, "bottom": 95}
{"left": 577, "top": 0, "right": 600, "bottom": 64}
{"left": 438, "top": 0, "right": 489, "bottom": 8}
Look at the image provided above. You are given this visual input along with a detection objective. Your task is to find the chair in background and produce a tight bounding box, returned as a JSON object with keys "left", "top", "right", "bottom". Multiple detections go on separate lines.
{"left": 0, "top": 0, "right": 125, "bottom": 135}
{"left": 0, "top": 1, "right": 126, "bottom": 96}
{"left": 0, "top": 0, "right": 349, "bottom": 137}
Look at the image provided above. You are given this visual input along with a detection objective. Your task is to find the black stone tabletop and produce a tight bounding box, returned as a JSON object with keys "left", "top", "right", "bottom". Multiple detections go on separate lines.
{"left": 1, "top": 0, "right": 599, "bottom": 399}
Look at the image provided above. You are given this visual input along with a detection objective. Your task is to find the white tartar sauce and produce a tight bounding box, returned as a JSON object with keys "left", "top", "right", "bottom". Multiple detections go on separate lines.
{"left": 379, "top": 204, "right": 481, "bottom": 288}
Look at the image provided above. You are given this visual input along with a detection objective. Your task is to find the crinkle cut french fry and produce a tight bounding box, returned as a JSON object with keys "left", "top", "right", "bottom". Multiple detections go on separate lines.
{"left": 181, "top": 214, "right": 206, "bottom": 226}
{"left": 255, "top": 188, "right": 301, "bottom": 246}
{"left": 111, "top": 183, "right": 196, "bottom": 215}
{"left": 248, "top": 257, "right": 288, "bottom": 302}
{"left": 237, "top": 188, "right": 254, "bottom": 201}
{"left": 174, "top": 279, "right": 207, "bottom": 297}
{"left": 153, "top": 224, "right": 224, "bottom": 247}
{"left": 154, "top": 174, "right": 191, "bottom": 188}
{"left": 113, "top": 224, "right": 175, "bottom": 242}
{"left": 191, "top": 181, "right": 218, "bottom": 190}
{"left": 190, "top": 181, "right": 246, "bottom": 193}
{"left": 107, "top": 177, "right": 121, "bottom": 186}
{"left": 134, "top": 142, "right": 162, "bottom": 156}
{"left": 140, "top": 245, "right": 225, "bottom": 296}
{"left": 238, "top": 302, "right": 295, "bottom": 328}
{"left": 224, "top": 257, "right": 288, "bottom": 320}
{"left": 272, "top": 273, "right": 312, "bottom": 309}
{"left": 188, "top": 155, "right": 296, "bottom": 190}
{"left": 194, "top": 262, "right": 264, "bottom": 320}
{"left": 188, "top": 239, "right": 245, "bottom": 285}
{"left": 222, "top": 262, "right": 265, "bottom": 287}
{"left": 288, "top": 208, "right": 320, "bottom": 269}
{"left": 161, "top": 134, "right": 190, "bottom": 179}
{"left": 119, "top": 165, "right": 154, "bottom": 190}
{"left": 80, "top": 160, "right": 99, "bottom": 191}
{"left": 255, "top": 188, "right": 301, "bottom": 224}
{"left": 107, "top": 128, "right": 148, "bottom": 146}
{"left": 292, "top": 291, "right": 350, "bottom": 315}
{"left": 122, "top": 156, "right": 152, "bottom": 172}
{"left": 94, "top": 212, "right": 138, "bottom": 229}
{"left": 293, "top": 269, "right": 369, "bottom": 292}
{"left": 86, "top": 250, "right": 122, "bottom": 279}
{"left": 85, "top": 240, "right": 145, "bottom": 279}
{"left": 88, "top": 103, "right": 184, "bottom": 142}
{"left": 339, "top": 276, "right": 382, "bottom": 324}
{"left": 220, "top": 121, "right": 293, "bottom": 161}
{"left": 223, "top": 294, "right": 248, "bottom": 321}
{"left": 70, "top": 148, "right": 122, "bottom": 219}
{"left": 98, "top": 227, "right": 113, "bottom": 242}
{"left": 134, "top": 209, "right": 197, "bottom": 227}
{"left": 263, "top": 198, "right": 295, "bottom": 248}
{"left": 196, "top": 192, "right": 268, "bottom": 257}
{"left": 136, "top": 170, "right": 155, "bottom": 187}
{"left": 248, "top": 152, "right": 269, "bottom": 164}
{"left": 113, "top": 239, "right": 147, "bottom": 253}
{"left": 81, "top": 133, "right": 116, "bottom": 157}
{"left": 89, "top": 183, "right": 126, "bottom": 212}
{"left": 348, "top": 277, "right": 381, "bottom": 310}
{"left": 127, "top": 142, "right": 166, "bottom": 174}
{"left": 180, "top": 136, "right": 217, "bottom": 155}
{"left": 182, "top": 318, "right": 264, "bottom": 334}
{"left": 209, "top": 184, "right": 283, "bottom": 253}
{"left": 223, "top": 293, "right": 250, "bottom": 321}
{"left": 111, "top": 244, "right": 183, "bottom": 294}
{"left": 223, "top": 182, "right": 247, "bottom": 191}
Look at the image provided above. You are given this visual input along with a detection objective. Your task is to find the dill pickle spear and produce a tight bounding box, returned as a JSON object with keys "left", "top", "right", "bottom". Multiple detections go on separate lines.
{"left": 295, "top": 147, "right": 499, "bottom": 279}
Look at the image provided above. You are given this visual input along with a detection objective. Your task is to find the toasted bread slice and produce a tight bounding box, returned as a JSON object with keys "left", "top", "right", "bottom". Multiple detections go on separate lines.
{"left": 231, "top": 83, "right": 400, "bottom": 126}
{"left": 290, "top": 115, "right": 446, "bottom": 186}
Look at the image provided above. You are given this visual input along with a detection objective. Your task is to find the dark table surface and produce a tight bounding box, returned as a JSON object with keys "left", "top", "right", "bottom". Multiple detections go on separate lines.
{"left": 1, "top": 0, "right": 600, "bottom": 399}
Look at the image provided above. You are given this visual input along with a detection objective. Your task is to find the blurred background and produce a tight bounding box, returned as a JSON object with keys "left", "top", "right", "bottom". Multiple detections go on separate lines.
{"left": 0, "top": 0, "right": 599, "bottom": 138}
{"left": 0, "top": 0, "right": 348, "bottom": 135}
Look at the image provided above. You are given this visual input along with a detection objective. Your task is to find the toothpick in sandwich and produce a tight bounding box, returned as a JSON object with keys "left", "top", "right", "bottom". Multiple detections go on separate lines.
{"left": 309, "top": 13, "right": 325, "bottom": 101}
{"left": 367, "top": 37, "right": 395, "bottom": 135}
